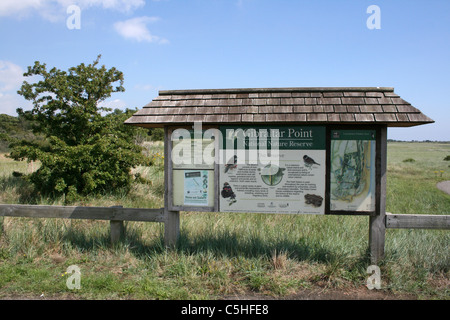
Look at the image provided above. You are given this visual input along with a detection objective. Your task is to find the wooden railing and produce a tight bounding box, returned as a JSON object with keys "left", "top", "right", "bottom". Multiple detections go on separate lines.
{"left": 0, "top": 204, "right": 167, "bottom": 244}
{"left": 385, "top": 212, "right": 450, "bottom": 229}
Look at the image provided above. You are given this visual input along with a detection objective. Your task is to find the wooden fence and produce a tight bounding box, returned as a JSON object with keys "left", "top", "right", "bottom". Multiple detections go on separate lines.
{"left": 0, "top": 204, "right": 449, "bottom": 259}
{"left": 0, "top": 204, "right": 168, "bottom": 245}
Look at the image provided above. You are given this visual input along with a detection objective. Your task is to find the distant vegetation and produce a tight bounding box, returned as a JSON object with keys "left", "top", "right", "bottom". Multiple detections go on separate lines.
{"left": 0, "top": 112, "right": 163, "bottom": 153}
{"left": 0, "top": 114, "right": 41, "bottom": 153}
{"left": 388, "top": 139, "right": 450, "bottom": 143}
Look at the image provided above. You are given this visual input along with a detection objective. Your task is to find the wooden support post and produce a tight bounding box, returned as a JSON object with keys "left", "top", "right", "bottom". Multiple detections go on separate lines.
{"left": 369, "top": 213, "right": 386, "bottom": 264}
{"left": 164, "top": 208, "right": 180, "bottom": 248}
{"left": 110, "top": 220, "right": 124, "bottom": 244}
{"left": 369, "top": 126, "right": 387, "bottom": 265}
{"left": 110, "top": 206, "right": 124, "bottom": 244}
{"left": 0, "top": 216, "right": 3, "bottom": 237}
{"left": 164, "top": 126, "right": 180, "bottom": 247}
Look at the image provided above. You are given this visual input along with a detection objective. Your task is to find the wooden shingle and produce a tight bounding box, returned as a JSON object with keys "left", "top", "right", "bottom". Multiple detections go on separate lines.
{"left": 294, "top": 105, "right": 313, "bottom": 113}
{"left": 125, "top": 87, "right": 434, "bottom": 128}
{"left": 355, "top": 114, "right": 375, "bottom": 122}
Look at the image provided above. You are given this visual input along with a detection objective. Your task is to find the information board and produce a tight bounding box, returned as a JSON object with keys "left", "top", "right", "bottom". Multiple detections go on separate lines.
{"left": 219, "top": 126, "right": 326, "bottom": 214}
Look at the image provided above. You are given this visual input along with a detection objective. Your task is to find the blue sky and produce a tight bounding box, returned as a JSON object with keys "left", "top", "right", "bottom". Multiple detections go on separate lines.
{"left": 0, "top": 0, "right": 449, "bottom": 140}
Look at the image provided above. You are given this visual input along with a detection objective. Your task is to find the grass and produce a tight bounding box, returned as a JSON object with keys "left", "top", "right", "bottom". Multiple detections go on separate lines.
{"left": 0, "top": 142, "right": 449, "bottom": 300}
{"left": 386, "top": 142, "right": 450, "bottom": 214}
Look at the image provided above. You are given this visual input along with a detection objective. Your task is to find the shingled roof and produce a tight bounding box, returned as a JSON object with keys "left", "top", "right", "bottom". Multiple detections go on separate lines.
{"left": 125, "top": 87, "right": 434, "bottom": 128}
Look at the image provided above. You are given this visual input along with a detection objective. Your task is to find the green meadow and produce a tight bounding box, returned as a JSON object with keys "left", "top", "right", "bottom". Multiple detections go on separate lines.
{"left": 0, "top": 142, "right": 449, "bottom": 300}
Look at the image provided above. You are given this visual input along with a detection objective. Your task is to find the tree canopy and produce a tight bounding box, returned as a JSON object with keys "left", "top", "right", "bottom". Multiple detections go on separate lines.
{"left": 8, "top": 56, "right": 149, "bottom": 202}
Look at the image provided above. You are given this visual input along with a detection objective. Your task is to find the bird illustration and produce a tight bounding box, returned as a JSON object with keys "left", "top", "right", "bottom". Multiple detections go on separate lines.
{"left": 221, "top": 182, "right": 235, "bottom": 198}
{"left": 303, "top": 155, "right": 320, "bottom": 167}
{"left": 224, "top": 155, "right": 238, "bottom": 173}
{"left": 221, "top": 182, "right": 236, "bottom": 204}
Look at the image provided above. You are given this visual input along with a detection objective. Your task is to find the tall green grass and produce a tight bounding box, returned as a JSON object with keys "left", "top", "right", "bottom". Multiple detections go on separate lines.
{"left": 386, "top": 142, "right": 450, "bottom": 214}
{"left": 0, "top": 142, "right": 449, "bottom": 299}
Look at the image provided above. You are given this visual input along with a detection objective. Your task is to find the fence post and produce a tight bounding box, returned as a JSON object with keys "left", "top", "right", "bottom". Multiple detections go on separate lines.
{"left": 110, "top": 206, "right": 124, "bottom": 244}
{"left": 0, "top": 216, "right": 3, "bottom": 237}
{"left": 369, "top": 126, "right": 387, "bottom": 264}
{"left": 163, "top": 126, "right": 180, "bottom": 248}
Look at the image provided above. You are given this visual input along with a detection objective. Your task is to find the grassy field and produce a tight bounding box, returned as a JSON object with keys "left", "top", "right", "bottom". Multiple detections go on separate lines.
{"left": 0, "top": 142, "right": 449, "bottom": 300}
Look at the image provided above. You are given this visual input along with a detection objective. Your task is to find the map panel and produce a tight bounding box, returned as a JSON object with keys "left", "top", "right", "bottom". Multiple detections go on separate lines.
{"left": 330, "top": 130, "right": 376, "bottom": 212}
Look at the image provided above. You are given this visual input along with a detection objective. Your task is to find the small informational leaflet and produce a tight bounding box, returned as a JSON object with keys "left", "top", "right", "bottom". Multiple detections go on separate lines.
{"left": 171, "top": 129, "right": 215, "bottom": 208}
{"left": 330, "top": 130, "right": 376, "bottom": 212}
{"left": 183, "top": 170, "right": 209, "bottom": 206}
{"left": 219, "top": 126, "right": 326, "bottom": 214}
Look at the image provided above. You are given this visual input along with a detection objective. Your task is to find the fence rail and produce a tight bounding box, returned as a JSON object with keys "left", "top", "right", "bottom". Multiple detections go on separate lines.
{"left": 385, "top": 212, "right": 450, "bottom": 230}
{"left": 0, "top": 204, "right": 166, "bottom": 244}
{"left": 0, "top": 204, "right": 164, "bottom": 222}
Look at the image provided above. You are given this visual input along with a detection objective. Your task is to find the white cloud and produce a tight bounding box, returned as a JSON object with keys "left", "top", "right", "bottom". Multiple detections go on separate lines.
{"left": 0, "top": 61, "right": 33, "bottom": 115}
{"left": 0, "top": 1, "right": 170, "bottom": 45}
{"left": 0, "top": 93, "right": 32, "bottom": 116}
{"left": 99, "top": 98, "right": 127, "bottom": 111}
{"left": 114, "top": 16, "right": 168, "bottom": 44}
{"left": 0, "top": 0, "right": 41, "bottom": 17}
{"left": 0, "top": 61, "right": 26, "bottom": 92}
{"left": 0, "top": 0, "right": 145, "bottom": 21}
{"left": 75, "top": 0, "right": 145, "bottom": 13}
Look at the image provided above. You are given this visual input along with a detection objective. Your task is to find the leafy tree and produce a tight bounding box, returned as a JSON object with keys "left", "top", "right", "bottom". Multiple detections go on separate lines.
{"left": 9, "top": 56, "right": 149, "bottom": 202}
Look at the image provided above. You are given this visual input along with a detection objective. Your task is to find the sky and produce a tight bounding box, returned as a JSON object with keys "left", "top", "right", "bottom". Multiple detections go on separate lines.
{"left": 0, "top": 0, "right": 449, "bottom": 141}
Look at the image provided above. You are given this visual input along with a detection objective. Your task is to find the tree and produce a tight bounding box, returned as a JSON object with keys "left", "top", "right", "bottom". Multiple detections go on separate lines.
{"left": 9, "top": 56, "right": 149, "bottom": 202}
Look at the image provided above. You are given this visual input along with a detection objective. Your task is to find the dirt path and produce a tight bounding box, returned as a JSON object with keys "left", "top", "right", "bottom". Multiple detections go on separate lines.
{"left": 1, "top": 285, "right": 420, "bottom": 300}
{"left": 224, "top": 288, "right": 417, "bottom": 300}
